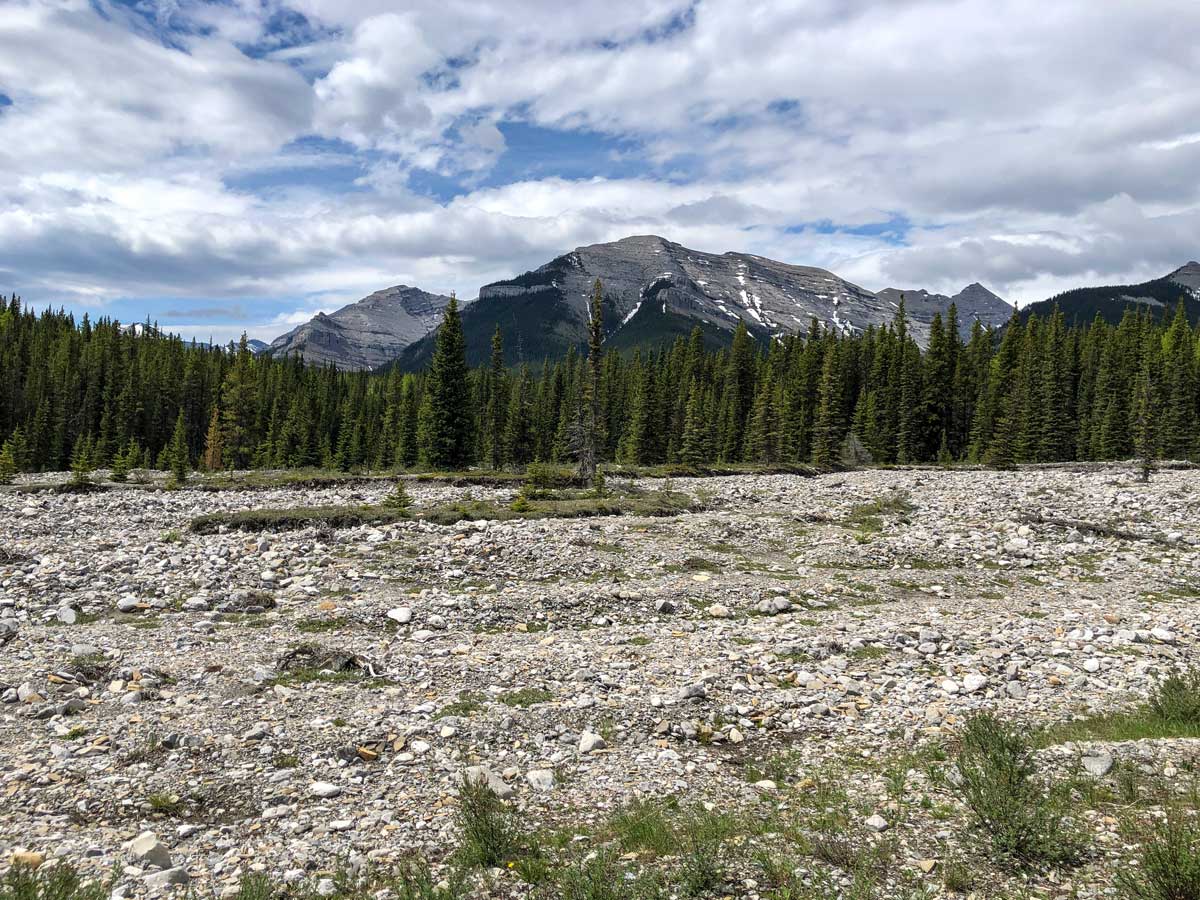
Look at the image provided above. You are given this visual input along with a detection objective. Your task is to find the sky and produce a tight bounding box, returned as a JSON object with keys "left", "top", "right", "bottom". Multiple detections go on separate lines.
{"left": 1, "top": 0, "right": 1199, "bottom": 343}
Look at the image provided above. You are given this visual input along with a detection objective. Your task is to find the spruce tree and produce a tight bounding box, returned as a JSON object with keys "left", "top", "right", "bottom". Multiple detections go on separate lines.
{"left": 484, "top": 326, "right": 507, "bottom": 470}
{"left": 679, "top": 381, "right": 708, "bottom": 468}
{"left": 417, "top": 295, "right": 473, "bottom": 469}
{"left": 168, "top": 410, "right": 189, "bottom": 486}
{"left": 811, "top": 346, "right": 843, "bottom": 469}
{"left": 202, "top": 406, "right": 224, "bottom": 471}
{"left": 574, "top": 279, "right": 605, "bottom": 485}
{"left": 0, "top": 440, "right": 15, "bottom": 485}
{"left": 1132, "top": 367, "right": 1158, "bottom": 481}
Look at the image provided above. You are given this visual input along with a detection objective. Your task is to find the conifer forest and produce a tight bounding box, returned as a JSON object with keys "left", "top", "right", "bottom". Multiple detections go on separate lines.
{"left": 1, "top": 285, "right": 1197, "bottom": 480}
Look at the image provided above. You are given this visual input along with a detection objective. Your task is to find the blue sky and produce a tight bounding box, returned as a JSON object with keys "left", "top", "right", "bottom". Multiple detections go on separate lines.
{"left": 2, "top": 0, "right": 1199, "bottom": 342}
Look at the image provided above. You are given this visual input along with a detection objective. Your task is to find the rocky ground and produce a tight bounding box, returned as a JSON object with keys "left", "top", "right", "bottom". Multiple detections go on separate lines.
{"left": 1, "top": 467, "right": 1198, "bottom": 898}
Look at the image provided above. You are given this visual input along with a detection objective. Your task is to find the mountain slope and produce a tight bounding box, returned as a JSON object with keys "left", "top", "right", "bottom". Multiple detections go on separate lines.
{"left": 396, "top": 235, "right": 998, "bottom": 369}
{"left": 269, "top": 285, "right": 452, "bottom": 370}
{"left": 1016, "top": 262, "right": 1200, "bottom": 326}
{"left": 875, "top": 283, "right": 1012, "bottom": 332}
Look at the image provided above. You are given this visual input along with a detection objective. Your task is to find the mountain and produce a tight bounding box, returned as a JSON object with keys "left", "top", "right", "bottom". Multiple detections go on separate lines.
{"left": 875, "top": 283, "right": 1012, "bottom": 330}
{"left": 268, "top": 285, "right": 452, "bottom": 370}
{"left": 247, "top": 339, "right": 270, "bottom": 354}
{"left": 395, "top": 235, "right": 1001, "bottom": 369}
{"left": 1016, "top": 262, "right": 1200, "bottom": 327}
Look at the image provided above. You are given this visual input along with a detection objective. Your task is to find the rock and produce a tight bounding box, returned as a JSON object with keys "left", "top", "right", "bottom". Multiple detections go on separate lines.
{"left": 864, "top": 814, "right": 889, "bottom": 832}
{"left": 309, "top": 781, "right": 342, "bottom": 799}
{"left": 464, "top": 766, "right": 514, "bottom": 799}
{"left": 678, "top": 683, "right": 707, "bottom": 701}
{"left": 706, "top": 604, "right": 731, "bottom": 619}
{"left": 1004, "top": 681, "right": 1028, "bottom": 700}
{"left": 387, "top": 607, "right": 412, "bottom": 624}
{"left": 526, "top": 769, "right": 555, "bottom": 791}
{"left": 1081, "top": 751, "right": 1114, "bottom": 777}
{"left": 56, "top": 607, "right": 77, "bottom": 625}
{"left": 1151, "top": 627, "right": 1177, "bottom": 644}
{"left": 579, "top": 731, "right": 607, "bottom": 753}
{"left": 963, "top": 674, "right": 988, "bottom": 694}
{"left": 144, "top": 868, "right": 191, "bottom": 890}
{"left": 128, "top": 832, "right": 173, "bottom": 870}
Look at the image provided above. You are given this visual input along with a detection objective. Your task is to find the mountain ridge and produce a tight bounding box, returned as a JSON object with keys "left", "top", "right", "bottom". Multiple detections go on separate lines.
{"left": 391, "top": 235, "right": 1012, "bottom": 369}
{"left": 268, "top": 284, "right": 452, "bottom": 370}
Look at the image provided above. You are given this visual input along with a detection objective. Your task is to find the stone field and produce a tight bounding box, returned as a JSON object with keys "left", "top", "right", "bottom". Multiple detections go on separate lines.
{"left": 1, "top": 467, "right": 1198, "bottom": 898}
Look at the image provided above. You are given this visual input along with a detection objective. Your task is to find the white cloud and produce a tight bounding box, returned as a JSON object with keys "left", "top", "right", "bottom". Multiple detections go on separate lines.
{"left": 0, "top": 0, "right": 1198, "bottom": 330}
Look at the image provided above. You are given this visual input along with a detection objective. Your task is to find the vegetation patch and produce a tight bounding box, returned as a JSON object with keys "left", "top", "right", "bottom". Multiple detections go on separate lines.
{"left": 499, "top": 687, "right": 554, "bottom": 708}
{"left": 192, "top": 490, "right": 695, "bottom": 533}
{"left": 955, "top": 713, "right": 1082, "bottom": 868}
{"left": 1040, "top": 668, "right": 1200, "bottom": 744}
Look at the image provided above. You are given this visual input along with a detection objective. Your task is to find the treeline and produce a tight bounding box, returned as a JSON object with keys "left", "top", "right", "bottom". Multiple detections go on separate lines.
{"left": 0, "top": 288, "right": 1198, "bottom": 479}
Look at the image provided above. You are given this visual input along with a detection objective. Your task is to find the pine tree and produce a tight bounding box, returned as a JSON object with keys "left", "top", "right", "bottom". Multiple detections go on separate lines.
{"left": 679, "top": 381, "right": 709, "bottom": 468}
{"left": 168, "top": 410, "right": 189, "bottom": 486}
{"left": 574, "top": 279, "right": 605, "bottom": 485}
{"left": 0, "top": 440, "right": 15, "bottom": 485}
{"left": 418, "top": 295, "right": 473, "bottom": 469}
{"left": 109, "top": 443, "right": 130, "bottom": 482}
{"left": 202, "top": 405, "right": 224, "bottom": 471}
{"left": 1132, "top": 367, "right": 1158, "bottom": 481}
{"left": 811, "top": 346, "right": 843, "bottom": 468}
{"left": 484, "top": 326, "right": 507, "bottom": 470}
{"left": 746, "top": 376, "right": 781, "bottom": 464}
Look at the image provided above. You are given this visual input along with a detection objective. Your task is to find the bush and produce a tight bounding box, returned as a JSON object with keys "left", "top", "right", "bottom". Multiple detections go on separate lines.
{"left": 1150, "top": 668, "right": 1200, "bottom": 727}
{"left": 675, "top": 807, "right": 738, "bottom": 897}
{"left": 456, "top": 775, "right": 529, "bottom": 868}
{"left": 954, "top": 713, "right": 1081, "bottom": 868}
{"left": 381, "top": 481, "right": 414, "bottom": 512}
{"left": 547, "top": 850, "right": 665, "bottom": 900}
{"left": 1117, "top": 814, "right": 1200, "bottom": 900}
{"left": 0, "top": 862, "right": 108, "bottom": 900}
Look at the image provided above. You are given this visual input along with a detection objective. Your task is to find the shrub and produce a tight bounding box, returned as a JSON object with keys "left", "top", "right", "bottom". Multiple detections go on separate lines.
{"left": 675, "top": 807, "right": 738, "bottom": 897}
{"left": 1149, "top": 668, "right": 1200, "bottom": 727}
{"left": 954, "top": 713, "right": 1081, "bottom": 867}
{"left": 456, "top": 775, "right": 529, "bottom": 868}
{"left": 0, "top": 862, "right": 108, "bottom": 900}
{"left": 0, "top": 440, "right": 16, "bottom": 485}
{"left": 382, "top": 481, "right": 415, "bottom": 512}
{"left": 547, "top": 850, "right": 665, "bottom": 900}
{"left": 1117, "top": 814, "right": 1200, "bottom": 900}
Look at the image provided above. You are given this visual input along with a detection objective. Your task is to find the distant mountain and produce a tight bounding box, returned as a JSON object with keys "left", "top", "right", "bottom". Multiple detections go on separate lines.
{"left": 247, "top": 339, "right": 269, "bottom": 354}
{"left": 875, "top": 283, "right": 1012, "bottom": 332}
{"left": 1016, "top": 262, "right": 1200, "bottom": 326}
{"left": 268, "top": 285, "right": 452, "bottom": 370}
{"left": 395, "top": 235, "right": 994, "bottom": 369}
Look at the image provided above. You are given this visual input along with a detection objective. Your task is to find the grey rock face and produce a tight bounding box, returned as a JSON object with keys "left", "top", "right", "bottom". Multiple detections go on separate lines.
{"left": 875, "top": 282, "right": 1013, "bottom": 336}
{"left": 480, "top": 235, "right": 1009, "bottom": 349}
{"left": 1168, "top": 261, "right": 1200, "bottom": 292}
{"left": 268, "top": 285, "right": 452, "bottom": 370}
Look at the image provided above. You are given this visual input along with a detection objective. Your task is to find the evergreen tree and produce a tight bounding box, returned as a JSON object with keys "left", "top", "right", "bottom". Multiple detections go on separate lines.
{"left": 202, "top": 405, "right": 224, "bottom": 471}
{"left": 484, "top": 326, "right": 507, "bottom": 470}
{"left": 418, "top": 295, "right": 473, "bottom": 469}
{"left": 574, "top": 279, "right": 605, "bottom": 484}
{"left": 168, "top": 410, "right": 189, "bottom": 485}
{"left": 1132, "top": 366, "right": 1158, "bottom": 481}
{"left": 0, "top": 439, "right": 15, "bottom": 485}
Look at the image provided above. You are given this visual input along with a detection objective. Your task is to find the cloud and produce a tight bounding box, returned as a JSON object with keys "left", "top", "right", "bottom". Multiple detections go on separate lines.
{"left": 0, "top": 0, "right": 1198, "bottom": 330}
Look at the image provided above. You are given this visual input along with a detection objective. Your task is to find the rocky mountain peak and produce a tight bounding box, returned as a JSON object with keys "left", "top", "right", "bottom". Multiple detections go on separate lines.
{"left": 1168, "top": 261, "right": 1200, "bottom": 290}
{"left": 268, "top": 285, "right": 452, "bottom": 371}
